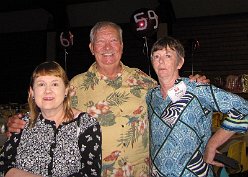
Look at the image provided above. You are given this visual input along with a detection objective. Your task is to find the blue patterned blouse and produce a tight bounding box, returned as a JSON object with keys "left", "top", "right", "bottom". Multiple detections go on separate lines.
{"left": 0, "top": 112, "right": 102, "bottom": 177}
{"left": 146, "top": 77, "right": 248, "bottom": 177}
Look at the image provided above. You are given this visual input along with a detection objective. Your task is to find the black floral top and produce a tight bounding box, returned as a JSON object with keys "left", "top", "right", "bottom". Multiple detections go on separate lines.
{"left": 0, "top": 112, "right": 102, "bottom": 177}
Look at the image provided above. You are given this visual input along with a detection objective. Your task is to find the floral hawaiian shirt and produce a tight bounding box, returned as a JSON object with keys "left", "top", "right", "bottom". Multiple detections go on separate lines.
{"left": 70, "top": 62, "right": 157, "bottom": 177}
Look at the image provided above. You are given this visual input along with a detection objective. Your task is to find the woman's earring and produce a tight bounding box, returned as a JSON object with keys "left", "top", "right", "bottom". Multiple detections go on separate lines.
{"left": 65, "top": 95, "right": 67, "bottom": 98}
{"left": 32, "top": 96, "right": 35, "bottom": 100}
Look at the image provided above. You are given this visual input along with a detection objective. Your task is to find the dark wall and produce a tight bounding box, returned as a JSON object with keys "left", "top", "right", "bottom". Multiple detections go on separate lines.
{"left": 171, "top": 13, "right": 248, "bottom": 79}
{"left": 171, "top": 13, "right": 248, "bottom": 99}
{"left": 2, "top": 12, "right": 248, "bottom": 104}
{"left": 0, "top": 24, "right": 156, "bottom": 104}
{"left": 0, "top": 32, "right": 46, "bottom": 104}
{"left": 56, "top": 26, "right": 94, "bottom": 80}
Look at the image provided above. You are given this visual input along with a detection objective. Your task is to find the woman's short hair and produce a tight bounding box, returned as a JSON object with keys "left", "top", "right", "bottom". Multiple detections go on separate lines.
{"left": 151, "top": 36, "right": 185, "bottom": 59}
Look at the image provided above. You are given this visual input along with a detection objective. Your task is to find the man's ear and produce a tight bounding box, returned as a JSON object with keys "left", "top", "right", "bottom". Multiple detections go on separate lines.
{"left": 121, "top": 42, "right": 124, "bottom": 55}
{"left": 89, "top": 43, "right": 94, "bottom": 55}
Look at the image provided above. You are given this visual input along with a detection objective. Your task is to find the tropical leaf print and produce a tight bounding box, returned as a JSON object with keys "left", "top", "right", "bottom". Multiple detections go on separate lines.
{"left": 142, "top": 76, "right": 157, "bottom": 89}
{"left": 117, "top": 126, "right": 138, "bottom": 148}
{"left": 142, "top": 128, "right": 149, "bottom": 148}
{"left": 117, "top": 157, "right": 129, "bottom": 167}
{"left": 130, "top": 85, "right": 142, "bottom": 98}
{"left": 79, "top": 72, "right": 99, "bottom": 90}
{"left": 71, "top": 96, "right": 78, "bottom": 108}
{"left": 126, "top": 72, "right": 155, "bottom": 98}
{"left": 98, "top": 112, "right": 116, "bottom": 126}
{"left": 106, "top": 92, "right": 129, "bottom": 107}
{"left": 84, "top": 101, "right": 95, "bottom": 108}
{"left": 133, "top": 69, "right": 156, "bottom": 87}
{"left": 105, "top": 76, "right": 122, "bottom": 89}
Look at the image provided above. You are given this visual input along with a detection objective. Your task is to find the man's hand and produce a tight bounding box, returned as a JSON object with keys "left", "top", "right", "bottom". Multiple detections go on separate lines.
{"left": 6, "top": 114, "right": 26, "bottom": 137}
{"left": 189, "top": 74, "right": 210, "bottom": 83}
{"left": 6, "top": 168, "right": 43, "bottom": 177}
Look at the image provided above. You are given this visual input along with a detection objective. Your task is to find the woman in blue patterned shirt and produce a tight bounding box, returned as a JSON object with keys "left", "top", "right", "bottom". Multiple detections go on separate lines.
{"left": 0, "top": 61, "right": 102, "bottom": 177}
{"left": 146, "top": 36, "right": 248, "bottom": 177}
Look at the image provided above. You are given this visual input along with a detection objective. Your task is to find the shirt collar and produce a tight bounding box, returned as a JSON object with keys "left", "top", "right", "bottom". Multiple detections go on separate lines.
{"left": 89, "top": 62, "right": 124, "bottom": 80}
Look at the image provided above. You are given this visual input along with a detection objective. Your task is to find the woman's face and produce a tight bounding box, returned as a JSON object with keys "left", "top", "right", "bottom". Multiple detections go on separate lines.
{"left": 89, "top": 26, "right": 123, "bottom": 69}
{"left": 30, "top": 75, "right": 68, "bottom": 112}
{"left": 151, "top": 47, "right": 184, "bottom": 80}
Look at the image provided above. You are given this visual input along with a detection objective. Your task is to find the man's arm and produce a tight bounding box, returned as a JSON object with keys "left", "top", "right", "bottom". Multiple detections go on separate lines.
{"left": 204, "top": 128, "right": 235, "bottom": 166}
{"left": 6, "top": 114, "right": 26, "bottom": 135}
{"left": 6, "top": 168, "right": 42, "bottom": 177}
{"left": 189, "top": 74, "right": 210, "bottom": 83}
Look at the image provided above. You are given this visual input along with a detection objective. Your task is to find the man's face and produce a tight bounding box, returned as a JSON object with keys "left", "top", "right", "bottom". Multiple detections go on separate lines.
{"left": 89, "top": 26, "right": 123, "bottom": 68}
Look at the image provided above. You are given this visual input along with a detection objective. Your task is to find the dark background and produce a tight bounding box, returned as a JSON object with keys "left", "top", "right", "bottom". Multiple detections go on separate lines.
{"left": 0, "top": 0, "right": 248, "bottom": 103}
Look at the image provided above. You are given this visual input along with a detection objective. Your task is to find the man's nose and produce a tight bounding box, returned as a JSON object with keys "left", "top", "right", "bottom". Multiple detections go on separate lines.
{"left": 104, "top": 41, "right": 111, "bottom": 50}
